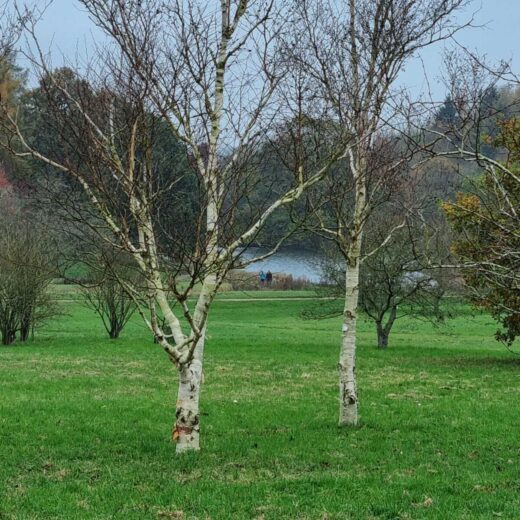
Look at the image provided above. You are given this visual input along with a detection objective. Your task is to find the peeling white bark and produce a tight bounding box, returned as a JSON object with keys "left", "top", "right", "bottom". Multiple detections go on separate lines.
{"left": 338, "top": 257, "right": 359, "bottom": 426}
{"left": 174, "top": 329, "right": 205, "bottom": 453}
{"left": 337, "top": 147, "right": 366, "bottom": 427}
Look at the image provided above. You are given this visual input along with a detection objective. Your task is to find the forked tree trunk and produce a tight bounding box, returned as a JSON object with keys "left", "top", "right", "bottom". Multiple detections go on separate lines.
{"left": 339, "top": 255, "right": 360, "bottom": 426}
{"left": 376, "top": 306, "right": 396, "bottom": 349}
{"left": 376, "top": 323, "right": 388, "bottom": 349}
{"left": 174, "top": 330, "right": 205, "bottom": 453}
{"left": 108, "top": 319, "right": 122, "bottom": 339}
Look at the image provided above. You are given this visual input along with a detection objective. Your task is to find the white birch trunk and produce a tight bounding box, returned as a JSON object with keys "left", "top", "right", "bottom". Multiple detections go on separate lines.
{"left": 174, "top": 329, "right": 205, "bottom": 453}
{"left": 338, "top": 255, "right": 360, "bottom": 426}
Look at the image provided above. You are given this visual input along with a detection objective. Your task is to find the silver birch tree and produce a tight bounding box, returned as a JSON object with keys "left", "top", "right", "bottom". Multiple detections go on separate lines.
{"left": 292, "top": 0, "right": 470, "bottom": 426}
{"left": 1, "top": 0, "right": 346, "bottom": 452}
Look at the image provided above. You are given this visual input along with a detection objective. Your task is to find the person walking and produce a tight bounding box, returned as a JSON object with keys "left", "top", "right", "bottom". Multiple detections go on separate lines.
{"left": 259, "top": 270, "right": 266, "bottom": 287}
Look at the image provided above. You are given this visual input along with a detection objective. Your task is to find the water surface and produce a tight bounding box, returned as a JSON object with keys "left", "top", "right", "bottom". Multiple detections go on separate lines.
{"left": 239, "top": 247, "right": 324, "bottom": 282}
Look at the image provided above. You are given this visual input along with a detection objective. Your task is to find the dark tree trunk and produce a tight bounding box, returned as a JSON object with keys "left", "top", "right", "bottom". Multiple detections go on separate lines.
{"left": 377, "top": 327, "right": 389, "bottom": 348}
{"left": 105, "top": 309, "right": 123, "bottom": 339}
{"left": 20, "top": 321, "right": 30, "bottom": 342}
{"left": 376, "top": 321, "right": 389, "bottom": 348}
{"left": 19, "top": 306, "right": 34, "bottom": 342}
{"left": 1, "top": 327, "right": 16, "bottom": 346}
{"left": 20, "top": 326, "right": 30, "bottom": 342}
{"left": 109, "top": 325, "right": 121, "bottom": 339}
{"left": 376, "top": 305, "right": 398, "bottom": 349}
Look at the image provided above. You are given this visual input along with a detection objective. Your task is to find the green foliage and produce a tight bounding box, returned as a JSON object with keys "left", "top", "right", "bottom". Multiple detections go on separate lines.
{"left": 0, "top": 52, "right": 28, "bottom": 186}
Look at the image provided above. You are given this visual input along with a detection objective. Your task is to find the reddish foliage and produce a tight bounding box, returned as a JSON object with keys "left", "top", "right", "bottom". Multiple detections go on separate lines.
{"left": 0, "top": 166, "right": 11, "bottom": 189}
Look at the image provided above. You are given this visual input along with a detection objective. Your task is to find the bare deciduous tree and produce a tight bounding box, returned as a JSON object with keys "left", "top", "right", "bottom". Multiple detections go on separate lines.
{"left": 291, "top": 0, "right": 470, "bottom": 426}
{"left": 0, "top": 192, "right": 57, "bottom": 345}
{"left": 81, "top": 250, "right": 138, "bottom": 340}
{"left": 0, "top": 1, "right": 346, "bottom": 452}
{"left": 321, "top": 211, "right": 449, "bottom": 349}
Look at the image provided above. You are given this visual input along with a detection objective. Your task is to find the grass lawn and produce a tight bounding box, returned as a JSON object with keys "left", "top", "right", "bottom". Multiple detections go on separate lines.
{"left": 0, "top": 297, "right": 518, "bottom": 519}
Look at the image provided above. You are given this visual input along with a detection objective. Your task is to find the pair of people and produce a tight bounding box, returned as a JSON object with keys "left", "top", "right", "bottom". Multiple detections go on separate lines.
{"left": 259, "top": 270, "right": 273, "bottom": 286}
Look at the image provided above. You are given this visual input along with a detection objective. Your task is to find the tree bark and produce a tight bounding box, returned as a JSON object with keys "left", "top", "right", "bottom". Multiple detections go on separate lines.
{"left": 108, "top": 320, "right": 121, "bottom": 339}
{"left": 20, "top": 323, "right": 30, "bottom": 342}
{"left": 377, "top": 306, "right": 397, "bottom": 349}
{"left": 1, "top": 321, "right": 16, "bottom": 345}
{"left": 338, "top": 256, "right": 360, "bottom": 426}
{"left": 376, "top": 323, "right": 389, "bottom": 349}
{"left": 174, "top": 330, "right": 205, "bottom": 453}
{"left": 337, "top": 142, "right": 367, "bottom": 427}
{"left": 20, "top": 308, "right": 32, "bottom": 342}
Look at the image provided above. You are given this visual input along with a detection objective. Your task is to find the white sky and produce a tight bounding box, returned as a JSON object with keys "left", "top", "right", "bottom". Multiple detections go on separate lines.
{"left": 21, "top": 0, "right": 520, "bottom": 101}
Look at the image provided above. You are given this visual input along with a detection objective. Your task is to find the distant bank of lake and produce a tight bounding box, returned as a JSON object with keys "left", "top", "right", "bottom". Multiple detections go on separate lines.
{"left": 239, "top": 247, "right": 324, "bottom": 283}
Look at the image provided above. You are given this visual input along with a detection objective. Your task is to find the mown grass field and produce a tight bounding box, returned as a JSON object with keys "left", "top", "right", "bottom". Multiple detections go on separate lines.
{"left": 0, "top": 293, "right": 519, "bottom": 519}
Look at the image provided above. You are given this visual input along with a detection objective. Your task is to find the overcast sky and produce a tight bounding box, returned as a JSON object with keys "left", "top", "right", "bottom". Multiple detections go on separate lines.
{"left": 23, "top": 0, "right": 520, "bottom": 100}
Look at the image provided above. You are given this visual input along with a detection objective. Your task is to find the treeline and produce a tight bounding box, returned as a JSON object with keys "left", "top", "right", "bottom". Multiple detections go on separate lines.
{"left": 1, "top": 60, "right": 519, "bottom": 348}
{"left": 3, "top": 60, "right": 520, "bottom": 250}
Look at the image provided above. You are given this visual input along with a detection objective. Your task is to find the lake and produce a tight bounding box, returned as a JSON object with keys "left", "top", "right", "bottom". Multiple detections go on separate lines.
{"left": 239, "top": 247, "right": 324, "bottom": 283}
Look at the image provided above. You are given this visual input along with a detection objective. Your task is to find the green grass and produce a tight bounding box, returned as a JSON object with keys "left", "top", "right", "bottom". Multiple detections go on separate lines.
{"left": 0, "top": 299, "right": 518, "bottom": 519}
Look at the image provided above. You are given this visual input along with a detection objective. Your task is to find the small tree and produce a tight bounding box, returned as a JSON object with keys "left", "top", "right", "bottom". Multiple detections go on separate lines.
{"left": 0, "top": 193, "right": 57, "bottom": 345}
{"left": 442, "top": 118, "right": 520, "bottom": 345}
{"left": 416, "top": 54, "right": 520, "bottom": 346}
{"left": 82, "top": 252, "right": 137, "bottom": 340}
{"left": 320, "top": 212, "right": 448, "bottom": 349}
